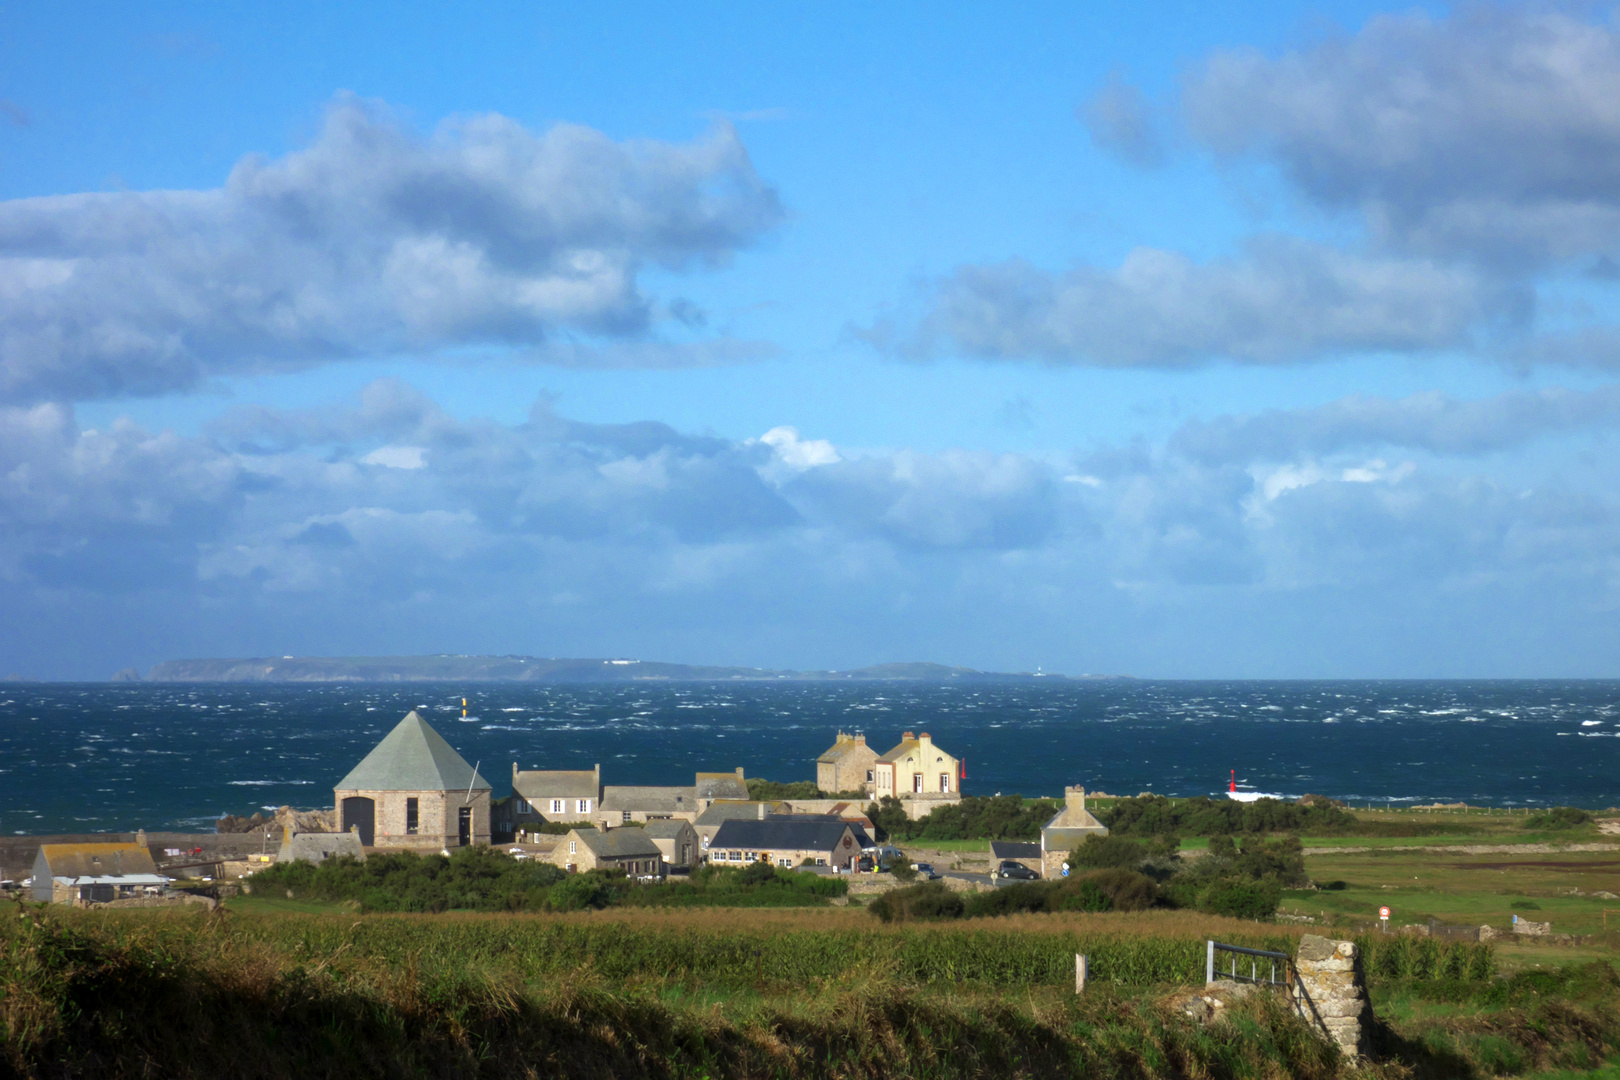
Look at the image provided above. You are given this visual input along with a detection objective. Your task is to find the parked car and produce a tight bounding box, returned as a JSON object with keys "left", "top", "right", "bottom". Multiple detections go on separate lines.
{"left": 912, "top": 862, "right": 941, "bottom": 880}
{"left": 996, "top": 861, "right": 1040, "bottom": 881}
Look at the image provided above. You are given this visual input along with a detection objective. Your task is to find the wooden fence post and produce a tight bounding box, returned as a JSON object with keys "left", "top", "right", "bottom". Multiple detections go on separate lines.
{"left": 1075, "top": 953, "right": 1087, "bottom": 994}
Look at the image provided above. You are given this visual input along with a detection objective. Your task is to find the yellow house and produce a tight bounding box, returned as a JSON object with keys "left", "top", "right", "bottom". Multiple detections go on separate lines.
{"left": 874, "top": 732, "right": 959, "bottom": 797}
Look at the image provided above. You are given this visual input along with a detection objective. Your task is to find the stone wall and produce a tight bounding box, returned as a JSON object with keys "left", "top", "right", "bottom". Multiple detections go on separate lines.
{"left": 1291, "top": 935, "right": 1367, "bottom": 1059}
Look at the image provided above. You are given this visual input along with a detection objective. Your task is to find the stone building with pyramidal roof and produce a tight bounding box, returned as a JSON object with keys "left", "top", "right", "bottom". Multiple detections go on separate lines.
{"left": 334, "top": 711, "right": 491, "bottom": 849}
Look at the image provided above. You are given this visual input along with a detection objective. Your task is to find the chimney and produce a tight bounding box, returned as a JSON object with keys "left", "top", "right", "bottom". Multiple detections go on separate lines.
{"left": 735, "top": 767, "right": 744, "bottom": 779}
{"left": 919, "top": 732, "right": 931, "bottom": 744}
{"left": 512, "top": 762, "right": 519, "bottom": 782}
{"left": 136, "top": 828, "right": 147, "bottom": 848}
{"left": 854, "top": 734, "right": 865, "bottom": 746}
{"left": 1065, "top": 785, "right": 1087, "bottom": 815}
{"left": 902, "top": 731, "right": 915, "bottom": 741}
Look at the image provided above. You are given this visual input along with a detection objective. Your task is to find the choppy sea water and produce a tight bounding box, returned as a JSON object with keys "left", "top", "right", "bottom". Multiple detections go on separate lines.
{"left": 2, "top": 680, "right": 1617, "bottom": 835}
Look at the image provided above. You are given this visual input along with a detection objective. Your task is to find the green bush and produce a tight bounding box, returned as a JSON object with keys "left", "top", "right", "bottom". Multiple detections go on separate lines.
{"left": 1067, "top": 835, "right": 1144, "bottom": 869}
{"left": 249, "top": 846, "right": 567, "bottom": 913}
{"left": 1525, "top": 806, "right": 1594, "bottom": 830}
{"left": 866, "top": 794, "right": 1062, "bottom": 842}
{"left": 1510, "top": 899, "right": 1542, "bottom": 910}
{"left": 1199, "top": 877, "right": 1283, "bottom": 921}
{"left": 868, "top": 881, "right": 966, "bottom": 923}
{"left": 1098, "top": 794, "right": 1358, "bottom": 837}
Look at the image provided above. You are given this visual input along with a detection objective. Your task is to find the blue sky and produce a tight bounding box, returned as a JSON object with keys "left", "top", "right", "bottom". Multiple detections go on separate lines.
{"left": 4, "top": 1, "right": 1620, "bottom": 678}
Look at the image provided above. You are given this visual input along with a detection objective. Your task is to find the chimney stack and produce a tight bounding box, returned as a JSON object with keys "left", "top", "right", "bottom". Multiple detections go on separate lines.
{"left": 758, "top": 802, "right": 767, "bottom": 819}
{"left": 1065, "top": 785, "right": 1087, "bottom": 815}
{"left": 854, "top": 734, "right": 865, "bottom": 746}
{"left": 903, "top": 731, "right": 915, "bottom": 741}
{"left": 735, "top": 767, "right": 744, "bottom": 779}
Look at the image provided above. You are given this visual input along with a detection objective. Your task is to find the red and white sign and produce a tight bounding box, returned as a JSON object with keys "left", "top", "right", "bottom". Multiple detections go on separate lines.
{"left": 1379, "top": 906, "right": 1391, "bottom": 919}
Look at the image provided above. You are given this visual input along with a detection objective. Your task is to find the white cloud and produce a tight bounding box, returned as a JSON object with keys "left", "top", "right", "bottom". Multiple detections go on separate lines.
{"left": 0, "top": 95, "right": 784, "bottom": 403}
{"left": 362, "top": 445, "right": 426, "bottom": 469}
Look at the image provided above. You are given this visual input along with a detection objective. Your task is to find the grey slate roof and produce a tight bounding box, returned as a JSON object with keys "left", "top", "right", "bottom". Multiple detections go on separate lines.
{"left": 694, "top": 800, "right": 778, "bottom": 825}
{"left": 695, "top": 771, "right": 749, "bottom": 801}
{"left": 989, "top": 841, "right": 1042, "bottom": 861}
{"left": 641, "top": 820, "right": 694, "bottom": 840}
{"left": 513, "top": 769, "right": 599, "bottom": 800}
{"left": 335, "top": 711, "right": 490, "bottom": 793}
{"left": 709, "top": 818, "right": 870, "bottom": 852}
{"left": 574, "top": 829, "right": 662, "bottom": 858}
{"left": 600, "top": 785, "right": 696, "bottom": 813}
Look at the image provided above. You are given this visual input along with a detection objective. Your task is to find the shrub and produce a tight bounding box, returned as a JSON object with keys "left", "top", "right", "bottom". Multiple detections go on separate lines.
{"left": 867, "top": 794, "right": 1062, "bottom": 842}
{"left": 1199, "top": 877, "right": 1283, "bottom": 921}
{"left": 1098, "top": 793, "right": 1358, "bottom": 837}
{"left": 1525, "top": 807, "right": 1594, "bottom": 830}
{"left": 868, "top": 881, "right": 966, "bottom": 923}
{"left": 1510, "top": 900, "right": 1542, "bottom": 910}
{"left": 1067, "top": 835, "right": 1144, "bottom": 869}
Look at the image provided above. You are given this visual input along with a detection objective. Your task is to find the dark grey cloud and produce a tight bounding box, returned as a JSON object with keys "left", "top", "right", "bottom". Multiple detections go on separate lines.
{"left": 0, "top": 96, "right": 784, "bottom": 403}
{"left": 1080, "top": 71, "right": 1163, "bottom": 168}
{"left": 1171, "top": 384, "right": 1620, "bottom": 464}
{"left": 901, "top": 237, "right": 1496, "bottom": 366}
{"left": 1184, "top": 7, "right": 1620, "bottom": 268}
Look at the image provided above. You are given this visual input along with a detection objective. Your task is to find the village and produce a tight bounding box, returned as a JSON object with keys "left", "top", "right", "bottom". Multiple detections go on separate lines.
{"left": 18, "top": 710, "right": 1109, "bottom": 906}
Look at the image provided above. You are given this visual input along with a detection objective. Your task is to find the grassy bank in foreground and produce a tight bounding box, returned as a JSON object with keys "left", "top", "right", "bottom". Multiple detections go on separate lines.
{"left": 5, "top": 904, "right": 1617, "bottom": 1078}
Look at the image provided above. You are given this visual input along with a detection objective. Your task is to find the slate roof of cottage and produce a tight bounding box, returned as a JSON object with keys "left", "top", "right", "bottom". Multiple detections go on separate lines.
{"left": 335, "top": 711, "right": 490, "bottom": 793}
{"left": 641, "top": 820, "right": 694, "bottom": 840}
{"left": 695, "top": 772, "right": 749, "bottom": 800}
{"left": 513, "top": 769, "right": 599, "bottom": 800}
{"left": 600, "top": 786, "right": 696, "bottom": 813}
{"left": 35, "top": 842, "right": 160, "bottom": 879}
{"left": 816, "top": 734, "right": 874, "bottom": 764}
{"left": 709, "top": 819, "right": 871, "bottom": 852}
{"left": 989, "top": 841, "right": 1042, "bottom": 861}
{"left": 279, "top": 832, "right": 366, "bottom": 864}
{"left": 573, "top": 829, "right": 662, "bottom": 858}
{"left": 694, "top": 801, "right": 780, "bottom": 825}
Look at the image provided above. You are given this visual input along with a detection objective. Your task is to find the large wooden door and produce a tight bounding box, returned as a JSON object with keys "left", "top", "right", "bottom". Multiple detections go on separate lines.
{"left": 341, "top": 797, "right": 375, "bottom": 846}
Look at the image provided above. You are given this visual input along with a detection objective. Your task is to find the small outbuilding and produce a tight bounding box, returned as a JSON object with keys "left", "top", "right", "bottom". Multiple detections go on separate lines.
{"left": 549, "top": 828, "right": 664, "bottom": 876}
{"left": 33, "top": 842, "right": 168, "bottom": 904}
{"left": 278, "top": 830, "right": 366, "bottom": 865}
{"left": 334, "top": 711, "right": 491, "bottom": 849}
{"left": 1040, "top": 786, "right": 1110, "bottom": 878}
{"left": 641, "top": 819, "right": 700, "bottom": 870}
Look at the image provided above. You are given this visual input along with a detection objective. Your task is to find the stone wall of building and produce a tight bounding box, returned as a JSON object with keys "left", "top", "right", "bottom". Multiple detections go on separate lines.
{"left": 1291, "top": 935, "right": 1368, "bottom": 1059}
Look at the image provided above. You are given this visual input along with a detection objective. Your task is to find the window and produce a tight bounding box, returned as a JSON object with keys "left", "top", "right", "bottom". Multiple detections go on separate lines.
{"left": 940, "top": 773, "right": 950, "bottom": 792}
{"left": 551, "top": 799, "right": 563, "bottom": 813}
{"left": 515, "top": 798, "right": 530, "bottom": 815}
{"left": 728, "top": 851, "right": 741, "bottom": 861}
{"left": 777, "top": 857, "right": 792, "bottom": 867}
{"left": 577, "top": 799, "right": 591, "bottom": 813}
{"left": 913, "top": 773, "right": 923, "bottom": 793}
{"left": 569, "top": 839, "right": 577, "bottom": 854}
{"left": 622, "top": 810, "right": 632, "bottom": 824}
{"left": 816, "top": 857, "right": 827, "bottom": 866}
{"left": 866, "top": 769, "right": 874, "bottom": 783}
{"left": 405, "top": 797, "right": 419, "bottom": 835}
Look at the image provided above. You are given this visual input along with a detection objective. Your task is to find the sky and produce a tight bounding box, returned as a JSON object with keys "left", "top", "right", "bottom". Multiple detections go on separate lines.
{"left": 4, "top": 1, "right": 1620, "bottom": 679}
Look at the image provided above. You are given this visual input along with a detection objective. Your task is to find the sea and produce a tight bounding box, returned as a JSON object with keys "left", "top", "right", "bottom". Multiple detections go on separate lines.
{"left": 2, "top": 680, "right": 1618, "bottom": 836}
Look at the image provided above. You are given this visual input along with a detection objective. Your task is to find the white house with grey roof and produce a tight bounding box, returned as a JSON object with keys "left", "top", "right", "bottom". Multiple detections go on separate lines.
{"left": 510, "top": 763, "right": 601, "bottom": 831}
{"left": 334, "top": 711, "right": 491, "bottom": 849}
{"left": 708, "top": 816, "right": 871, "bottom": 871}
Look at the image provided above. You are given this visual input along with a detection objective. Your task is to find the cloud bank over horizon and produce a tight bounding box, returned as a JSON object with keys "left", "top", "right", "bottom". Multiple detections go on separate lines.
{"left": 5, "top": 379, "right": 1620, "bottom": 678}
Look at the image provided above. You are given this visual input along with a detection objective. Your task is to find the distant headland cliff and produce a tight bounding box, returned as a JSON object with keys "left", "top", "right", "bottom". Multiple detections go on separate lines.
{"left": 137, "top": 656, "right": 1125, "bottom": 683}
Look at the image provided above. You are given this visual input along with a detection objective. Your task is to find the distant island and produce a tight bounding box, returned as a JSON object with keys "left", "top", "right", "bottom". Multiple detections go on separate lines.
{"left": 133, "top": 656, "right": 1129, "bottom": 684}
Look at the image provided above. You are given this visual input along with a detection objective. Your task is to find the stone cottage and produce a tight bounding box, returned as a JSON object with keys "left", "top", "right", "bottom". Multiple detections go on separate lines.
{"left": 816, "top": 732, "right": 879, "bottom": 795}
{"left": 707, "top": 816, "right": 871, "bottom": 871}
{"left": 33, "top": 842, "right": 168, "bottom": 904}
{"left": 334, "top": 711, "right": 491, "bottom": 849}
{"left": 1040, "top": 785, "right": 1110, "bottom": 878}
{"left": 597, "top": 785, "right": 699, "bottom": 827}
{"left": 549, "top": 827, "right": 664, "bottom": 876}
